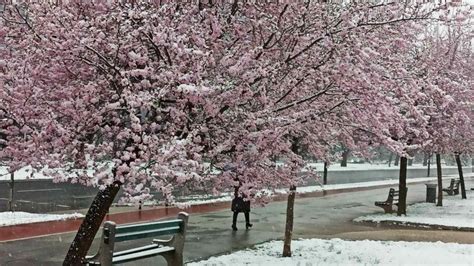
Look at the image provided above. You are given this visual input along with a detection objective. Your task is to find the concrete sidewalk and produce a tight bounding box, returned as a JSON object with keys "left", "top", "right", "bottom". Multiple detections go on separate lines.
{"left": 1, "top": 179, "right": 473, "bottom": 265}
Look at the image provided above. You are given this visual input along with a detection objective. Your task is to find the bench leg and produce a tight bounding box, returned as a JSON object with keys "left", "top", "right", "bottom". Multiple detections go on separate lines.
{"left": 162, "top": 252, "right": 183, "bottom": 266}
{"left": 382, "top": 206, "right": 393, "bottom": 214}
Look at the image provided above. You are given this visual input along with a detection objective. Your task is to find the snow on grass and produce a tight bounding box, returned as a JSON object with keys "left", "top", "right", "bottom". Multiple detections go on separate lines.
{"left": 189, "top": 238, "right": 474, "bottom": 266}
{"left": 354, "top": 190, "right": 474, "bottom": 229}
{"left": 114, "top": 194, "right": 234, "bottom": 208}
{"left": 174, "top": 194, "right": 233, "bottom": 208}
{"left": 169, "top": 175, "right": 469, "bottom": 207}
{"left": 0, "top": 211, "right": 84, "bottom": 227}
{"left": 274, "top": 175, "right": 465, "bottom": 194}
{"left": 0, "top": 163, "right": 110, "bottom": 181}
{"left": 0, "top": 166, "right": 51, "bottom": 180}
{"left": 303, "top": 162, "right": 462, "bottom": 172}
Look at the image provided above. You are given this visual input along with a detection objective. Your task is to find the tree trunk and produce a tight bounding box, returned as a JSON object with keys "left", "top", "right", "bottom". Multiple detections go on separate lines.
{"left": 340, "top": 149, "right": 349, "bottom": 167}
{"left": 282, "top": 185, "right": 296, "bottom": 257}
{"left": 471, "top": 157, "right": 474, "bottom": 173}
{"left": 397, "top": 157, "right": 407, "bottom": 216}
{"left": 323, "top": 162, "right": 328, "bottom": 185}
{"left": 427, "top": 154, "right": 431, "bottom": 177}
{"left": 387, "top": 153, "right": 393, "bottom": 167}
{"left": 455, "top": 153, "right": 467, "bottom": 199}
{"left": 436, "top": 153, "right": 443, "bottom": 206}
{"left": 422, "top": 153, "right": 429, "bottom": 166}
{"left": 8, "top": 172, "right": 14, "bottom": 212}
{"left": 63, "top": 181, "right": 122, "bottom": 265}
{"left": 394, "top": 155, "right": 400, "bottom": 166}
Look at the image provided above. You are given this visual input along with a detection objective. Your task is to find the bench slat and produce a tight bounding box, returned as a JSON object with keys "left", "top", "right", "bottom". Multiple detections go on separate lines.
{"left": 443, "top": 179, "right": 460, "bottom": 195}
{"left": 115, "top": 226, "right": 181, "bottom": 242}
{"left": 116, "top": 219, "right": 182, "bottom": 235}
{"left": 112, "top": 246, "right": 175, "bottom": 263}
{"left": 113, "top": 243, "right": 161, "bottom": 257}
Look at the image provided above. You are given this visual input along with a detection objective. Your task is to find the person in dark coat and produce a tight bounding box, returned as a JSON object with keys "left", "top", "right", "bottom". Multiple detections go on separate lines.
{"left": 231, "top": 186, "right": 252, "bottom": 231}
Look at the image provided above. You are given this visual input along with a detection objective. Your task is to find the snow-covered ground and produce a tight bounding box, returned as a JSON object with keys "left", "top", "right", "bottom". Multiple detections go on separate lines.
{"left": 174, "top": 194, "right": 233, "bottom": 208}
{"left": 276, "top": 175, "right": 464, "bottom": 194}
{"left": 171, "top": 175, "right": 468, "bottom": 207}
{"left": 0, "top": 166, "right": 51, "bottom": 181}
{"left": 188, "top": 238, "right": 474, "bottom": 266}
{"left": 0, "top": 164, "right": 107, "bottom": 181}
{"left": 304, "top": 162, "right": 462, "bottom": 171}
{"left": 354, "top": 190, "right": 474, "bottom": 229}
{"left": 0, "top": 211, "right": 84, "bottom": 227}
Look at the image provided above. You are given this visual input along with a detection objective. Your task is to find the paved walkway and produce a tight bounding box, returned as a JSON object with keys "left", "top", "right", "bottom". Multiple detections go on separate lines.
{"left": 0, "top": 179, "right": 473, "bottom": 265}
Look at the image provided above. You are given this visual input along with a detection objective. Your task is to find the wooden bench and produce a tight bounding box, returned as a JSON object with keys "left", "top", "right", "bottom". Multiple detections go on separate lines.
{"left": 374, "top": 188, "right": 406, "bottom": 213}
{"left": 85, "top": 212, "right": 189, "bottom": 266}
{"left": 442, "top": 179, "right": 460, "bottom": 196}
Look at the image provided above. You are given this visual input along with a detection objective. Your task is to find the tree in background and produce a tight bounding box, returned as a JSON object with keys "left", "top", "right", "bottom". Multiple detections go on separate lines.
{"left": 416, "top": 4, "right": 473, "bottom": 204}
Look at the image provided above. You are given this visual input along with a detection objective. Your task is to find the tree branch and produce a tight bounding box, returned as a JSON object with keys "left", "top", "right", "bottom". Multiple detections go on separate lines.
{"left": 274, "top": 82, "right": 333, "bottom": 113}
{"left": 285, "top": 36, "right": 324, "bottom": 63}
{"left": 85, "top": 46, "right": 120, "bottom": 75}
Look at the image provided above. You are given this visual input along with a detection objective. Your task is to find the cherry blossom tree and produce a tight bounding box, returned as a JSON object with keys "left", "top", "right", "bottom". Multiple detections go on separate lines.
{"left": 420, "top": 16, "right": 473, "bottom": 203}
{"left": 1, "top": 1, "right": 456, "bottom": 262}
{"left": 395, "top": 1, "right": 473, "bottom": 206}
{"left": 0, "top": 3, "right": 50, "bottom": 210}
{"left": 353, "top": 1, "right": 473, "bottom": 214}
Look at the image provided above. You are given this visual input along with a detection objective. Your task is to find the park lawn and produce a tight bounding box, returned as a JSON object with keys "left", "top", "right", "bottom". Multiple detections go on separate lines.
{"left": 354, "top": 189, "right": 474, "bottom": 229}
{"left": 188, "top": 238, "right": 473, "bottom": 266}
